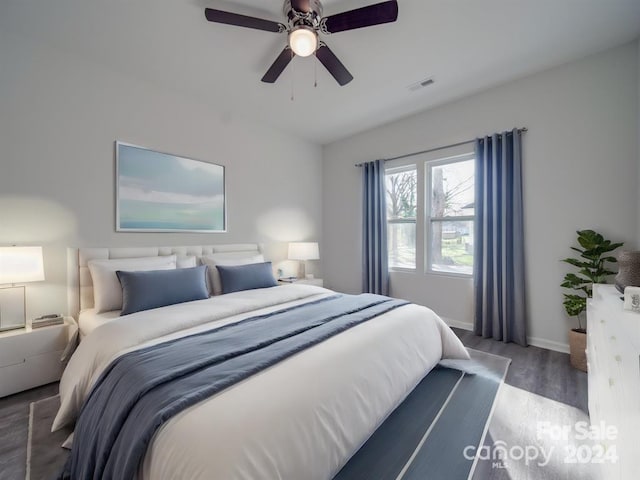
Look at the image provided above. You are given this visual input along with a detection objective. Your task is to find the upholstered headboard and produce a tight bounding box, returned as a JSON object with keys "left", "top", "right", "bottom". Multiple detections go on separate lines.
{"left": 67, "top": 244, "right": 262, "bottom": 320}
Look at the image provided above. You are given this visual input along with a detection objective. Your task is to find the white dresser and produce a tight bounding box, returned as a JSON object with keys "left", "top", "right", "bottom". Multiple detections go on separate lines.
{"left": 587, "top": 284, "right": 640, "bottom": 480}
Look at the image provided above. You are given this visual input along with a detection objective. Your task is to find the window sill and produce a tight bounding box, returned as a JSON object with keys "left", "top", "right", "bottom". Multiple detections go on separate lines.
{"left": 389, "top": 267, "right": 417, "bottom": 273}
{"left": 426, "top": 270, "right": 473, "bottom": 279}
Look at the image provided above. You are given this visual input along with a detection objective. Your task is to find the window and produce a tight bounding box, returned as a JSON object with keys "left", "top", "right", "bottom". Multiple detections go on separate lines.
{"left": 385, "top": 165, "right": 417, "bottom": 269}
{"left": 385, "top": 151, "right": 475, "bottom": 276}
{"left": 427, "top": 155, "right": 475, "bottom": 275}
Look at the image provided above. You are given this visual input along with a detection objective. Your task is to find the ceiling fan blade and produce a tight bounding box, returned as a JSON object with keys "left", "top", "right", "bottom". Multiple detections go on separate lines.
{"left": 205, "top": 8, "right": 285, "bottom": 33}
{"left": 322, "top": 0, "right": 398, "bottom": 34}
{"left": 316, "top": 44, "right": 353, "bottom": 86}
{"left": 261, "top": 48, "right": 294, "bottom": 83}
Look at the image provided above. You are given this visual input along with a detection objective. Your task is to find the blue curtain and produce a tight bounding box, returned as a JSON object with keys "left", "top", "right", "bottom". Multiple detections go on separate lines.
{"left": 473, "top": 129, "right": 527, "bottom": 346}
{"left": 362, "top": 160, "right": 389, "bottom": 295}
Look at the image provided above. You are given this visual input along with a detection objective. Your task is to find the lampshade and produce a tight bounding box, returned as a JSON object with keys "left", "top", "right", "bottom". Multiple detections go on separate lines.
{"left": 288, "top": 242, "right": 320, "bottom": 261}
{"left": 288, "top": 26, "right": 318, "bottom": 57}
{"left": 0, "top": 246, "right": 45, "bottom": 284}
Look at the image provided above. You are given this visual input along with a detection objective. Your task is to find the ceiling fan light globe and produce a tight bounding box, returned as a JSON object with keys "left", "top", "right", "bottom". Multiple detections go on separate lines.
{"left": 289, "top": 27, "right": 318, "bottom": 57}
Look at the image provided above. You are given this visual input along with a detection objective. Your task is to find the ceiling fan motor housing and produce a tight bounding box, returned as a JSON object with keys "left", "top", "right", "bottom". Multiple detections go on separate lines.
{"left": 284, "top": 0, "right": 323, "bottom": 28}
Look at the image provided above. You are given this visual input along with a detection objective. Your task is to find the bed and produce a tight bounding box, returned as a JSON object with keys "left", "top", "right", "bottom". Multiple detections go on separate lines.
{"left": 56, "top": 244, "right": 470, "bottom": 479}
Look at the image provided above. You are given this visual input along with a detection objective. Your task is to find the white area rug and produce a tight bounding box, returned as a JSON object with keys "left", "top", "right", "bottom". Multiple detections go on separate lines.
{"left": 472, "top": 383, "right": 605, "bottom": 479}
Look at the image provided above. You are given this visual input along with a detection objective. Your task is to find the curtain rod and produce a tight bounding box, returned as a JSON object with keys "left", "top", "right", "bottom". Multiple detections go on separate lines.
{"left": 354, "top": 127, "right": 528, "bottom": 167}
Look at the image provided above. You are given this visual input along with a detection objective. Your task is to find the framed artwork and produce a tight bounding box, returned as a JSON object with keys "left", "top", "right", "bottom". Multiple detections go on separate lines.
{"left": 116, "top": 142, "right": 226, "bottom": 232}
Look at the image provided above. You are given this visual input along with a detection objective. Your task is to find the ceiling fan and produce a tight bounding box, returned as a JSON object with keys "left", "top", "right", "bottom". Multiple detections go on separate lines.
{"left": 204, "top": 0, "right": 399, "bottom": 86}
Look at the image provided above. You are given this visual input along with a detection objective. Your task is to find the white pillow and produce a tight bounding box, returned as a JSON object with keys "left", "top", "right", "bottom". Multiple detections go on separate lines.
{"left": 200, "top": 253, "right": 264, "bottom": 295}
{"left": 88, "top": 255, "right": 177, "bottom": 313}
{"left": 177, "top": 255, "right": 197, "bottom": 268}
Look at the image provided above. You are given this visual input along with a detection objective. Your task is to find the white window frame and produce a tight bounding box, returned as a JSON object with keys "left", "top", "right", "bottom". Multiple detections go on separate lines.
{"left": 425, "top": 152, "right": 476, "bottom": 278}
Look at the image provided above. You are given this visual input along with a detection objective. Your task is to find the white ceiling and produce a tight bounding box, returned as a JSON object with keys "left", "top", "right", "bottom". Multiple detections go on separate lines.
{"left": 2, "top": 0, "right": 640, "bottom": 144}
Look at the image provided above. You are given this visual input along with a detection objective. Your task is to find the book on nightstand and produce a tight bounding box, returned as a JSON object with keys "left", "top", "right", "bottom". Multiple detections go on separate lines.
{"left": 31, "top": 315, "right": 64, "bottom": 329}
{"left": 278, "top": 277, "right": 297, "bottom": 283}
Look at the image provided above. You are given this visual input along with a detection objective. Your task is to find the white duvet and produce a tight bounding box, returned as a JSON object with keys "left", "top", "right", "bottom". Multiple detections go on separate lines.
{"left": 54, "top": 285, "right": 469, "bottom": 480}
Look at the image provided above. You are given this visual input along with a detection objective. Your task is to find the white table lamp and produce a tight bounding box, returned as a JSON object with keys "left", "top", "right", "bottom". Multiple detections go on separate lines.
{"left": 0, "top": 246, "right": 45, "bottom": 331}
{"left": 288, "top": 242, "right": 319, "bottom": 279}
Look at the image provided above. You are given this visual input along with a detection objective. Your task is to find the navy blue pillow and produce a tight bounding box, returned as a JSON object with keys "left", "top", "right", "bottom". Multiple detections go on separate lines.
{"left": 116, "top": 266, "right": 209, "bottom": 316}
{"left": 216, "top": 262, "right": 277, "bottom": 294}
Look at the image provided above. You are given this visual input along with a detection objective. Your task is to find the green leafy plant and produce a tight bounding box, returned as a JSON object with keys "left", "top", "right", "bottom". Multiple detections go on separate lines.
{"left": 561, "top": 229, "right": 623, "bottom": 331}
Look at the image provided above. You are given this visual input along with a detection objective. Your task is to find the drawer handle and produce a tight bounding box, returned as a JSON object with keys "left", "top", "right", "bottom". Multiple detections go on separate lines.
{"left": 0, "top": 358, "right": 26, "bottom": 368}
{"left": 608, "top": 378, "right": 615, "bottom": 387}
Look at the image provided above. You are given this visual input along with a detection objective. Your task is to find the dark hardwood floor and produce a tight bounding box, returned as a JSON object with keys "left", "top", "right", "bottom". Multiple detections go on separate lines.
{"left": 0, "top": 382, "right": 58, "bottom": 480}
{"left": 452, "top": 328, "right": 588, "bottom": 413}
{"left": 0, "top": 329, "right": 587, "bottom": 480}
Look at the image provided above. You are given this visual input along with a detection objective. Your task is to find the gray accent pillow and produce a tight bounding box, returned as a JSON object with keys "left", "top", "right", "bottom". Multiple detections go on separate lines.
{"left": 116, "top": 266, "right": 209, "bottom": 316}
{"left": 216, "top": 262, "right": 278, "bottom": 294}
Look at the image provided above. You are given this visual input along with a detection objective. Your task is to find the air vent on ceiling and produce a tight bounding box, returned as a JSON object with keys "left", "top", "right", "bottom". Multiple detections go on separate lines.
{"left": 407, "top": 77, "right": 435, "bottom": 92}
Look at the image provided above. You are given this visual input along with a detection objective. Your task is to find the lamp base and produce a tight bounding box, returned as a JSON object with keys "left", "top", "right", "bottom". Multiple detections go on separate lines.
{"left": 0, "top": 285, "right": 26, "bottom": 332}
{"left": 298, "top": 261, "right": 306, "bottom": 280}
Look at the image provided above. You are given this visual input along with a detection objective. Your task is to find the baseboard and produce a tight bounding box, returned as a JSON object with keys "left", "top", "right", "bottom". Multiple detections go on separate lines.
{"left": 441, "top": 317, "right": 473, "bottom": 331}
{"left": 442, "top": 317, "right": 570, "bottom": 353}
{"left": 527, "top": 336, "right": 570, "bottom": 354}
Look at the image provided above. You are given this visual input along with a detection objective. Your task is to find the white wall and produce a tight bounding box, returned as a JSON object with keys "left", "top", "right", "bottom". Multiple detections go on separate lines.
{"left": 323, "top": 41, "right": 639, "bottom": 351}
{"left": 0, "top": 30, "right": 323, "bottom": 319}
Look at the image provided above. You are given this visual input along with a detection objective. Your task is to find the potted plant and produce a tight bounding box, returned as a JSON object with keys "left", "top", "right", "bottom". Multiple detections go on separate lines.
{"left": 561, "top": 229, "right": 623, "bottom": 371}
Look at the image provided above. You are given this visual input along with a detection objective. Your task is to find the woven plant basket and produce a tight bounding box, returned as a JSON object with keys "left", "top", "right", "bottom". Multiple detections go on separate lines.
{"left": 569, "top": 329, "right": 587, "bottom": 372}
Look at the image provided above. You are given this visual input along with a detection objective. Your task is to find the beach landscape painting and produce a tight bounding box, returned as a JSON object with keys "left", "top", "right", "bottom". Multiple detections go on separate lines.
{"left": 116, "top": 142, "right": 225, "bottom": 232}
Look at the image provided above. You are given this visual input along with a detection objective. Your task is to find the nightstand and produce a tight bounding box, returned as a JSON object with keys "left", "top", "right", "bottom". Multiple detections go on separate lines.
{"left": 279, "top": 278, "right": 324, "bottom": 287}
{"left": 0, "top": 317, "right": 72, "bottom": 398}
{"left": 296, "top": 278, "right": 323, "bottom": 287}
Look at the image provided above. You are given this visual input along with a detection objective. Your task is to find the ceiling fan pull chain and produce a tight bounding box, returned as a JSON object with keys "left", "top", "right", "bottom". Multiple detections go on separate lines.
{"left": 314, "top": 51, "right": 318, "bottom": 88}
{"left": 291, "top": 61, "right": 295, "bottom": 101}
